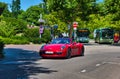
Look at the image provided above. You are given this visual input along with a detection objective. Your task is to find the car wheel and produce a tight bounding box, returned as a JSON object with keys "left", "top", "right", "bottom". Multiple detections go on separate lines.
{"left": 66, "top": 48, "right": 71, "bottom": 59}
{"left": 80, "top": 46, "right": 84, "bottom": 56}
{"left": 95, "top": 40, "right": 97, "bottom": 43}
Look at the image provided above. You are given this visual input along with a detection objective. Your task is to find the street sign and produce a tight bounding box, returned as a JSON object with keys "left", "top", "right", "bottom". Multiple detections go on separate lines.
{"left": 39, "top": 25, "right": 44, "bottom": 34}
{"left": 73, "top": 22, "right": 78, "bottom": 30}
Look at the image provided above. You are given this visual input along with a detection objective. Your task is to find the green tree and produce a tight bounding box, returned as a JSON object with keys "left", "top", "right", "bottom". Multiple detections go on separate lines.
{"left": 104, "top": 0, "right": 120, "bottom": 20}
{"left": 0, "top": 20, "right": 15, "bottom": 37}
{"left": 45, "top": 0, "right": 97, "bottom": 37}
{"left": 11, "top": 0, "right": 21, "bottom": 18}
{"left": 2, "top": 4, "right": 12, "bottom": 17}
{"left": 0, "top": 17, "right": 27, "bottom": 37}
{"left": 44, "top": 12, "right": 67, "bottom": 33}
{"left": 19, "top": 5, "right": 44, "bottom": 25}
{"left": 95, "top": 2, "right": 106, "bottom": 16}
{"left": 87, "top": 14, "right": 116, "bottom": 32}
{"left": 0, "top": 2, "right": 7, "bottom": 15}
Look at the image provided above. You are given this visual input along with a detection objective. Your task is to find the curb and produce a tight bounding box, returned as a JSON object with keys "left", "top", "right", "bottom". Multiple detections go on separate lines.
{"left": 112, "top": 43, "right": 120, "bottom": 46}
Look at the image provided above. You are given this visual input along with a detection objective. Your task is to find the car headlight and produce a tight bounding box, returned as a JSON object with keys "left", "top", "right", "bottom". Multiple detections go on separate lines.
{"left": 61, "top": 46, "right": 66, "bottom": 50}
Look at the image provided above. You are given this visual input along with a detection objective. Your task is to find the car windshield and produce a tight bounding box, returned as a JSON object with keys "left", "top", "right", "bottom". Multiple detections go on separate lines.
{"left": 51, "top": 38, "right": 70, "bottom": 44}
{"left": 77, "top": 29, "right": 90, "bottom": 37}
{"left": 102, "top": 29, "right": 114, "bottom": 39}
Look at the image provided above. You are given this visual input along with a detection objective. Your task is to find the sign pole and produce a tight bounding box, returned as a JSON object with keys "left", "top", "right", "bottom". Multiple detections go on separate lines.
{"left": 38, "top": 14, "right": 45, "bottom": 38}
{"left": 73, "top": 27, "right": 77, "bottom": 42}
{"left": 73, "top": 22, "right": 78, "bottom": 41}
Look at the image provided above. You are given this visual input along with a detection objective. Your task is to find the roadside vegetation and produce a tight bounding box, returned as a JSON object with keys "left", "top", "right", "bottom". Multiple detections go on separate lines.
{"left": 0, "top": 0, "right": 120, "bottom": 45}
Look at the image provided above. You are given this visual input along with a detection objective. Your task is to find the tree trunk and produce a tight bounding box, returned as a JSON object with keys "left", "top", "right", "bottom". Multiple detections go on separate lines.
{"left": 0, "top": 8, "right": 4, "bottom": 15}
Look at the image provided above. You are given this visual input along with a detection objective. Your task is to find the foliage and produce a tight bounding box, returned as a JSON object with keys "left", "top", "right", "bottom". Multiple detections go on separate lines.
{"left": 44, "top": 12, "right": 67, "bottom": 33}
{"left": 19, "top": 5, "right": 44, "bottom": 25}
{"left": 41, "top": 29, "right": 51, "bottom": 43}
{"left": 0, "top": 20, "right": 16, "bottom": 37}
{"left": 11, "top": 0, "right": 21, "bottom": 18}
{"left": 30, "top": 38, "right": 42, "bottom": 44}
{"left": 0, "top": 2, "right": 7, "bottom": 15}
{"left": 87, "top": 14, "right": 120, "bottom": 32}
{"left": 1, "top": 0, "right": 120, "bottom": 44}
{"left": 23, "top": 28, "right": 52, "bottom": 43}
{"left": 95, "top": 2, "right": 106, "bottom": 16}
{"left": 45, "top": 0, "right": 96, "bottom": 21}
{"left": 0, "top": 36, "right": 29, "bottom": 44}
{"left": 23, "top": 28, "right": 39, "bottom": 39}
{"left": 0, "top": 2, "right": 7, "bottom": 8}
{"left": 0, "top": 17, "right": 27, "bottom": 37}
{"left": 104, "top": 0, "right": 120, "bottom": 20}
{"left": 10, "top": 36, "right": 27, "bottom": 40}
{"left": 2, "top": 5, "right": 12, "bottom": 17}
{"left": 44, "top": 0, "right": 97, "bottom": 38}
{"left": 23, "top": 28, "right": 40, "bottom": 43}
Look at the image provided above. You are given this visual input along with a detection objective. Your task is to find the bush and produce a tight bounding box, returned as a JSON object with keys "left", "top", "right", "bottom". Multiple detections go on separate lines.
{"left": 0, "top": 17, "right": 27, "bottom": 38}
{"left": 0, "top": 37, "right": 29, "bottom": 44}
{"left": 89, "top": 33, "right": 94, "bottom": 39}
{"left": 28, "top": 29, "right": 52, "bottom": 43}
{"left": 3, "top": 17, "right": 27, "bottom": 33}
{"left": 41, "top": 29, "right": 52, "bottom": 43}
{"left": 0, "top": 39, "right": 4, "bottom": 58}
{"left": 23, "top": 28, "right": 52, "bottom": 44}
{"left": 23, "top": 28, "right": 44, "bottom": 44}
{"left": 23, "top": 28, "right": 39, "bottom": 39}
{"left": 0, "top": 2, "right": 6, "bottom": 15}
{"left": 10, "top": 36, "right": 28, "bottom": 40}
{"left": 30, "top": 38, "right": 42, "bottom": 44}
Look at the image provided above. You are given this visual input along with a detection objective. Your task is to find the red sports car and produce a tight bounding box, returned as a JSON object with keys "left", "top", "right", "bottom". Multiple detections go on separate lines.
{"left": 39, "top": 38, "right": 84, "bottom": 59}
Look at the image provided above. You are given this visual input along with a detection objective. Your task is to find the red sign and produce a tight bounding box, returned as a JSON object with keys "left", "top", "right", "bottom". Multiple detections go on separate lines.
{"left": 73, "top": 23, "right": 77, "bottom": 27}
{"left": 73, "top": 22, "right": 78, "bottom": 30}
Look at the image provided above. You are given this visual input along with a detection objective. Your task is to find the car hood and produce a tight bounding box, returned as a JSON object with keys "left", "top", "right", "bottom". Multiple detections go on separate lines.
{"left": 44, "top": 44, "right": 66, "bottom": 51}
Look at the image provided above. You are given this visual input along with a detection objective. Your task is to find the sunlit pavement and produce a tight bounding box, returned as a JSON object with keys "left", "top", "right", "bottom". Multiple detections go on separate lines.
{"left": 0, "top": 42, "right": 120, "bottom": 79}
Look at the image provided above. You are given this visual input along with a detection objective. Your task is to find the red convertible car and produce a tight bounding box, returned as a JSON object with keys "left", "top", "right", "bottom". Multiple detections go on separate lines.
{"left": 39, "top": 38, "right": 84, "bottom": 58}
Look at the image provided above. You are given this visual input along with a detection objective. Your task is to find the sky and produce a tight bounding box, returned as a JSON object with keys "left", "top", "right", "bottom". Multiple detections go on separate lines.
{"left": 0, "top": 0, "right": 43, "bottom": 11}
{"left": 0, "top": 0, "right": 103, "bottom": 11}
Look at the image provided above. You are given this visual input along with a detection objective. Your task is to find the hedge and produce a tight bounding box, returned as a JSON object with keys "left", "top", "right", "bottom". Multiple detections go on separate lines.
{"left": 0, "top": 37, "right": 29, "bottom": 44}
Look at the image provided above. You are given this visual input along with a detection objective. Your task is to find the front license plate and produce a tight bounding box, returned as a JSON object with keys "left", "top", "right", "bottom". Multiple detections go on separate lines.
{"left": 45, "top": 51, "right": 53, "bottom": 54}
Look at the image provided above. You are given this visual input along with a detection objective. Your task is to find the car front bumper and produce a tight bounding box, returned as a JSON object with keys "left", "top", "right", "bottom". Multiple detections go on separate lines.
{"left": 39, "top": 50, "right": 67, "bottom": 58}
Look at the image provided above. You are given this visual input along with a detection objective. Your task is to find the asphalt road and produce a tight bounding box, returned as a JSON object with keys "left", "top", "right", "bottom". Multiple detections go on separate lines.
{"left": 0, "top": 42, "right": 120, "bottom": 79}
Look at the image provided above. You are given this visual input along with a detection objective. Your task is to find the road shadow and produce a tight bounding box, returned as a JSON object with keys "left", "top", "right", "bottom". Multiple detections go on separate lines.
{"left": 111, "top": 43, "right": 120, "bottom": 47}
{"left": 84, "top": 42, "right": 120, "bottom": 47}
{"left": 0, "top": 48, "right": 57, "bottom": 79}
{"left": 83, "top": 43, "right": 94, "bottom": 46}
{"left": 98, "top": 43, "right": 120, "bottom": 47}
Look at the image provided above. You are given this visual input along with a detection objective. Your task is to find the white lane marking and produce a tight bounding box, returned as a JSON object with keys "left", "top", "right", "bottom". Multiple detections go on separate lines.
{"left": 96, "top": 64, "right": 101, "bottom": 67}
{"left": 81, "top": 69, "right": 86, "bottom": 73}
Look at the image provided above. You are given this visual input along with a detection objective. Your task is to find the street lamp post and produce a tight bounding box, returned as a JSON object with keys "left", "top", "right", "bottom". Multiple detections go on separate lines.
{"left": 73, "top": 22, "right": 78, "bottom": 41}
{"left": 38, "top": 14, "right": 45, "bottom": 38}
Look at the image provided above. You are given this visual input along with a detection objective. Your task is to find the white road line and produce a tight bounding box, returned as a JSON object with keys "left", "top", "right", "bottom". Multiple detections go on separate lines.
{"left": 96, "top": 64, "right": 101, "bottom": 67}
{"left": 81, "top": 69, "right": 86, "bottom": 73}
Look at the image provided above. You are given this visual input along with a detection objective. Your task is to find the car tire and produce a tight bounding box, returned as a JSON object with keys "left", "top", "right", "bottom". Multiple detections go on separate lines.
{"left": 80, "top": 46, "right": 84, "bottom": 56}
{"left": 66, "top": 48, "right": 71, "bottom": 59}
